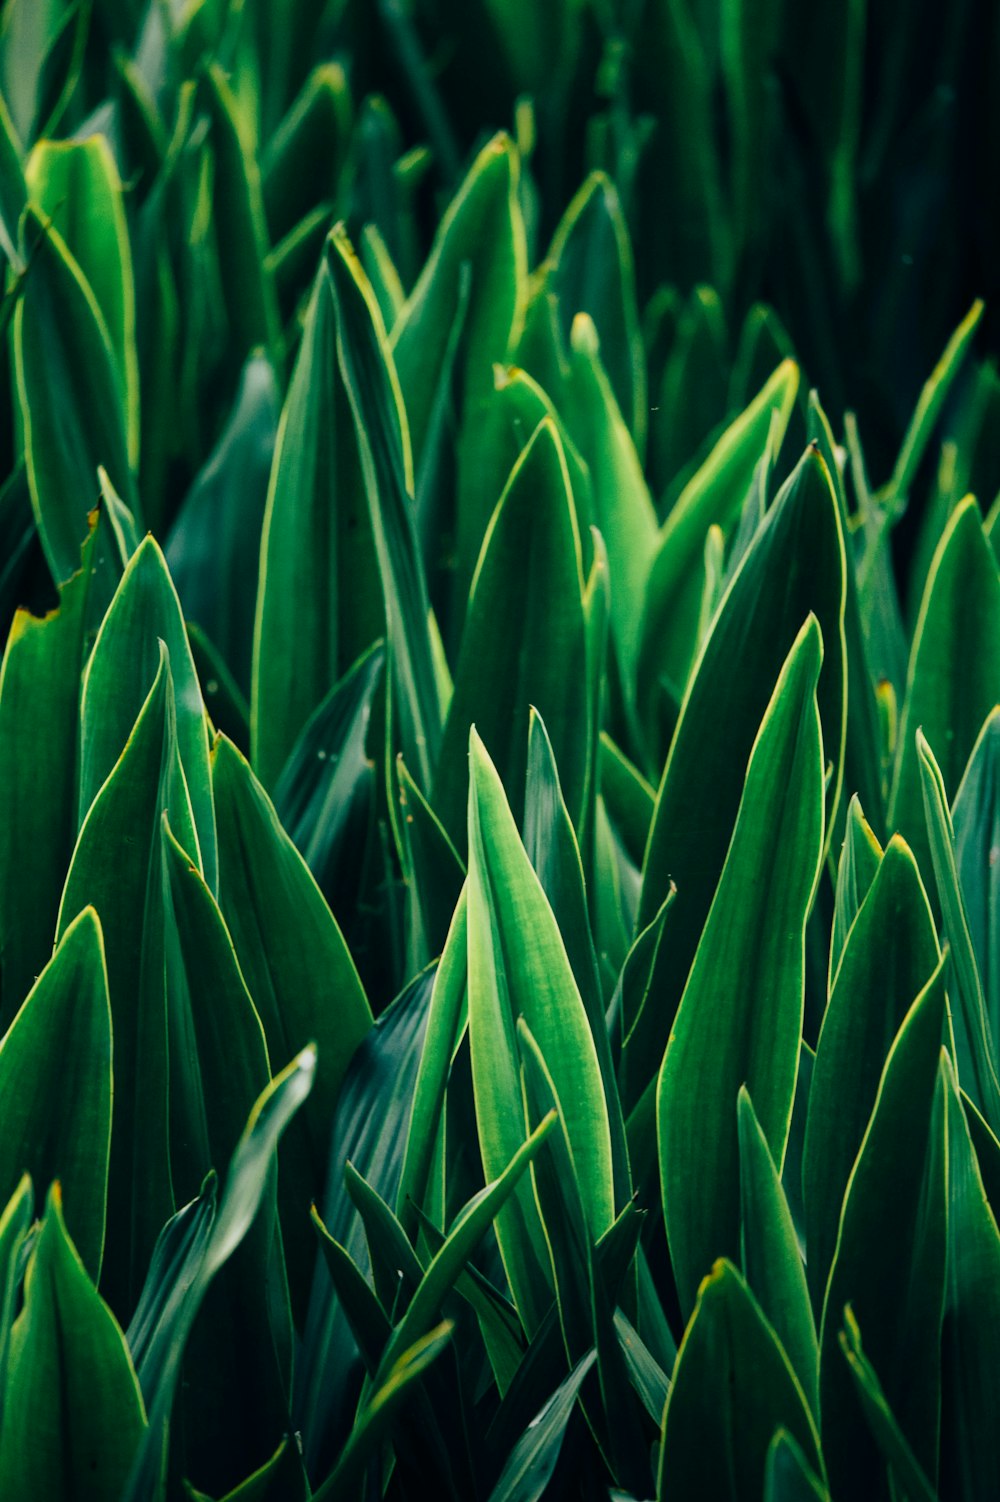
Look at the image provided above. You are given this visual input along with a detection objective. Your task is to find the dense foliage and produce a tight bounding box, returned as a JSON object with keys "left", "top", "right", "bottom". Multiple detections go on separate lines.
{"left": 0, "top": 1, "right": 997, "bottom": 1498}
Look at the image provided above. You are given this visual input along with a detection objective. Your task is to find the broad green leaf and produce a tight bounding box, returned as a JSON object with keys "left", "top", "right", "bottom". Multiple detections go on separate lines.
{"left": 953, "top": 709, "right": 1000, "bottom": 1048}
{"left": 326, "top": 227, "right": 443, "bottom": 794}
{"left": 26, "top": 135, "right": 140, "bottom": 463}
{"left": 252, "top": 258, "right": 381, "bottom": 786}
{"left": 0, "top": 1185, "right": 147, "bottom": 1501}
{"left": 638, "top": 359, "right": 800, "bottom": 729}
{"left": 202, "top": 63, "right": 281, "bottom": 362}
{"left": 657, "top": 1260, "right": 821, "bottom": 1500}
{"left": 818, "top": 961, "right": 947, "bottom": 1499}
{"left": 487, "top": 1350, "right": 597, "bottom": 1502}
{"left": 639, "top": 446, "right": 846, "bottom": 1059}
{"left": 467, "top": 728, "right": 613, "bottom": 1330}
{"left": 0, "top": 907, "right": 110, "bottom": 1279}
{"left": 658, "top": 617, "right": 825, "bottom": 1314}
{"left": 212, "top": 734, "right": 370, "bottom": 1301}
{"left": 80, "top": 535, "right": 217, "bottom": 891}
{"left": 918, "top": 730, "right": 1000, "bottom": 1129}
{"left": 58, "top": 650, "right": 196, "bottom": 1316}
{"left": 804, "top": 835, "right": 939, "bottom": 1303}
{"left": 599, "top": 734, "right": 655, "bottom": 870}
{"left": 738, "top": 1088, "right": 818, "bottom": 1416}
{"left": 548, "top": 172, "right": 645, "bottom": 449}
{"left": 0, "top": 531, "right": 95, "bottom": 1023}
{"left": 889, "top": 497, "right": 1000, "bottom": 879}
{"left": 435, "top": 420, "right": 589, "bottom": 845}
{"left": 14, "top": 206, "right": 136, "bottom": 584}
{"left": 166, "top": 352, "right": 281, "bottom": 698}
{"left": 940, "top": 1052, "right": 1000, "bottom": 1498}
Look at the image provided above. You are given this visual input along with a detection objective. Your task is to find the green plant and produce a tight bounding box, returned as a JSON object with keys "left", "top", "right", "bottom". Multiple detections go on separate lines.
{"left": 0, "top": 2, "right": 997, "bottom": 1498}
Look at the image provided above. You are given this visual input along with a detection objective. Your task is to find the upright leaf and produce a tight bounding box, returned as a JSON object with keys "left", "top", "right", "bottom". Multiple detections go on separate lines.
{"left": 657, "top": 618, "right": 825, "bottom": 1314}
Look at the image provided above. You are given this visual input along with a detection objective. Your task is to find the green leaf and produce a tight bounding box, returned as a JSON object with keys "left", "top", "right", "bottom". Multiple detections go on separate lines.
{"left": 486, "top": 1349, "right": 597, "bottom": 1502}
{"left": 837, "top": 1307, "right": 937, "bottom": 1502}
{"left": 212, "top": 734, "right": 371, "bottom": 1301}
{"left": 80, "top": 534, "right": 217, "bottom": 891}
{"left": 396, "top": 753, "right": 466, "bottom": 968}
{"left": 123, "top": 1048, "right": 316, "bottom": 1502}
{"left": 952, "top": 709, "right": 1000, "bottom": 1053}
{"left": 738, "top": 1088, "right": 818, "bottom": 1416}
{"left": 548, "top": 172, "right": 645, "bottom": 449}
{"left": 764, "top": 1430, "right": 829, "bottom": 1502}
{"left": 523, "top": 708, "right": 628, "bottom": 1204}
{"left": 658, "top": 617, "right": 825, "bottom": 1314}
{"left": 390, "top": 132, "right": 525, "bottom": 472}
{"left": 0, "top": 531, "right": 95, "bottom": 1023}
{"left": 564, "top": 313, "right": 658, "bottom": 706}
{"left": 0, "top": 907, "right": 110, "bottom": 1279}
{"left": 818, "top": 960, "right": 947, "bottom": 1499}
{"left": 435, "top": 420, "right": 589, "bottom": 845}
{"left": 638, "top": 359, "right": 800, "bottom": 729}
{"left": 939, "top": 1051, "right": 1000, "bottom": 1498}
{"left": 0, "top": 1185, "right": 147, "bottom": 1501}
{"left": 326, "top": 225, "right": 444, "bottom": 795}
{"left": 467, "top": 728, "right": 613, "bottom": 1331}
{"left": 13, "top": 206, "right": 136, "bottom": 585}
{"left": 272, "top": 639, "right": 384, "bottom": 899}
{"left": 310, "top": 1321, "right": 453, "bottom": 1502}
{"left": 657, "top": 1260, "right": 821, "bottom": 1500}
{"left": 917, "top": 729, "right": 1000, "bottom": 1130}
{"left": 804, "top": 835, "right": 940, "bottom": 1304}
{"left": 202, "top": 63, "right": 281, "bottom": 363}
{"left": 639, "top": 445, "right": 846, "bottom": 1070}
{"left": 0, "top": 92, "right": 26, "bottom": 271}
{"left": 888, "top": 300, "right": 985, "bottom": 508}
{"left": 398, "top": 890, "right": 468, "bottom": 1233}
{"left": 0, "top": 1176, "right": 32, "bottom": 1430}
{"left": 830, "top": 793, "right": 883, "bottom": 977}
{"left": 889, "top": 497, "right": 1000, "bottom": 881}
{"left": 58, "top": 649, "right": 195, "bottom": 1316}
{"left": 26, "top": 135, "right": 140, "bottom": 464}
{"left": 261, "top": 62, "right": 352, "bottom": 246}
{"left": 251, "top": 259, "right": 382, "bottom": 786}
{"left": 186, "top": 1433, "right": 309, "bottom": 1501}
{"left": 166, "top": 351, "right": 281, "bottom": 698}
